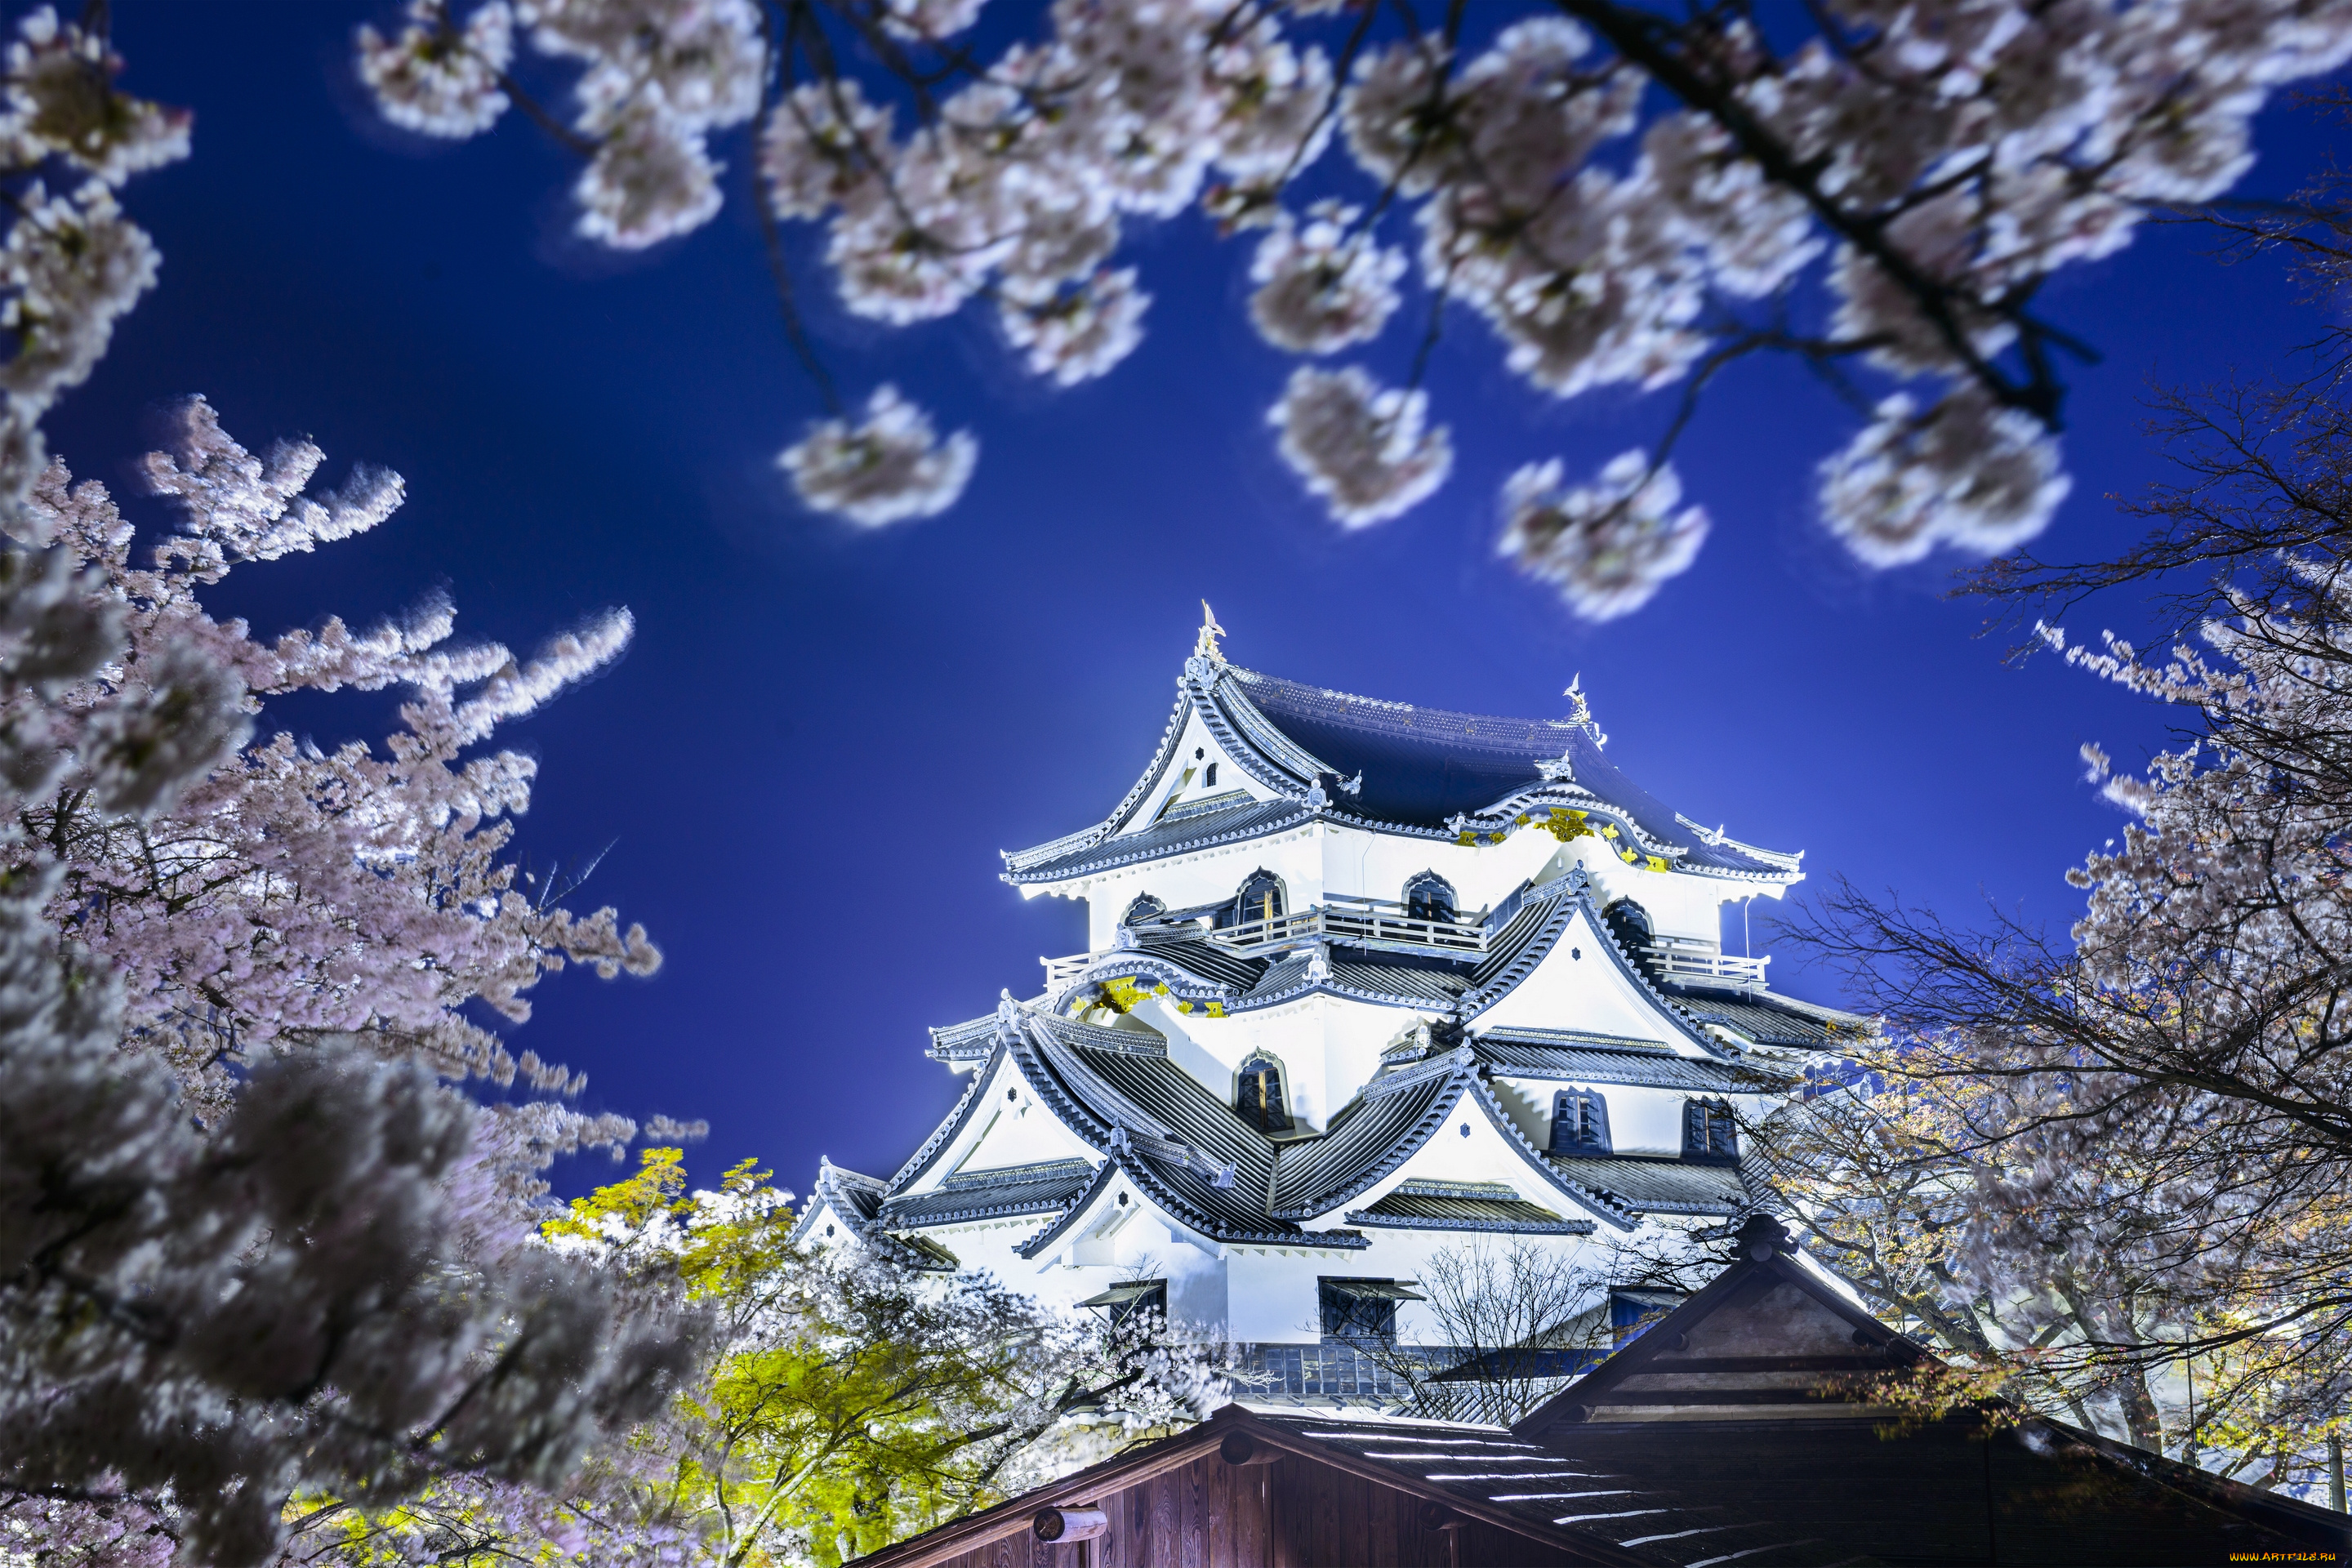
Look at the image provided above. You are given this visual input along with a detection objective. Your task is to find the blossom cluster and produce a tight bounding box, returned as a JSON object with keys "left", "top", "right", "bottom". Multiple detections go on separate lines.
{"left": 357, "top": 0, "right": 2352, "bottom": 607}
{"left": 0, "top": 401, "right": 686, "bottom": 1566}
{"left": 0, "top": 7, "right": 189, "bottom": 511}
{"left": 1496, "top": 451, "right": 1709, "bottom": 621}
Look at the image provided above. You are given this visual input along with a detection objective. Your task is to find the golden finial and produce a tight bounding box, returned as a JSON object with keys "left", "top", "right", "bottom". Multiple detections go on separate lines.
{"left": 1196, "top": 600, "right": 1227, "bottom": 662}
{"left": 1564, "top": 675, "right": 1606, "bottom": 746}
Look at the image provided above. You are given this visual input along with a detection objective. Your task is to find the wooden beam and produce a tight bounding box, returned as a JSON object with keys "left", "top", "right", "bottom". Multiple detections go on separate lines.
{"left": 1234, "top": 1421, "right": 1654, "bottom": 1567}
{"left": 849, "top": 1420, "right": 1231, "bottom": 1568}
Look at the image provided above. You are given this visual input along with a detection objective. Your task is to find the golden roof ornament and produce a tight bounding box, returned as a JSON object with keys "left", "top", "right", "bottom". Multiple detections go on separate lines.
{"left": 1195, "top": 599, "right": 1227, "bottom": 662}
{"left": 1564, "top": 674, "right": 1608, "bottom": 748}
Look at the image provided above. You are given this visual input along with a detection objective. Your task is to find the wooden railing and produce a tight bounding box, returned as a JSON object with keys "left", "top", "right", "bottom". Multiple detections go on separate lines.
{"left": 1040, "top": 912, "right": 1768, "bottom": 994}
{"left": 1209, "top": 894, "right": 1489, "bottom": 956}
{"left": 1040, "top": 951, "right": 1098, "bottom": 990}
{"left": 1643, "top": 935, "right": 1768, "bottom": 988}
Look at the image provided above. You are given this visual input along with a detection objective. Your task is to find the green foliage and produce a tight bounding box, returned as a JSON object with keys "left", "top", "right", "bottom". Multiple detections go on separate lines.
{"left": 288, "top": 1152, "right": 1215, "bottom": 1567}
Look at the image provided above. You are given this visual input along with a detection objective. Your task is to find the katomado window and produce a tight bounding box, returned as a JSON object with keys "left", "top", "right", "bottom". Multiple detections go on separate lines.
{"left": 1235, "top": 1052, "right": 1293, "bottom": 1134}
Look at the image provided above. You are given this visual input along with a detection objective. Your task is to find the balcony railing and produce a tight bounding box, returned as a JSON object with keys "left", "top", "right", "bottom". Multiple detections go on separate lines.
{"left": 1040, "top": 951, "right": 1098, "bottom": 991}
{"left": 1208, "top": 893, "right": 1490, "bottom": 957}
{"left": 1042, "top": 912, "right": 1768, "bottom": 995}
{"left": 1643, "top": 934, "right": 1768, "bottom": 989}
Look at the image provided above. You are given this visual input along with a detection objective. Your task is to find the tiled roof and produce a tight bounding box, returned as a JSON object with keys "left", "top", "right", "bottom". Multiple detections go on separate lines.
{"left": 1543, "top": 1154, "right": 1758, "bottom": 1217}
{"left": 924, "top": 1013, "right": 997, "bottom": 1063}
{"left": 1003, "top": 1010, "right": 1364, "bottom": 1250}
{"left": 1271, "top": 1058, "right": 1468, "bottom": 1218}
{"left": 880, "top": 1159, "right": 1096, "bottom": 1227}
{"left": 1242, "top": 1405, "right": 2343, "bottom": 1567}
{"left": 1004, "top": 795, "right": 1308, "bottom": 884}
{"left": 1001, "top": 662, "right": 1802, "bottom": 885}
{"left": 1032, "top": 1011, "right": 1168, "bottom": 1058}
{"left": 791, "top": 1160, "right": 958, "bottom": 1269}
{"left": 1347, "top": 1185, "right": 1595, "bottom": 1235}
{"left": 1672, "top": 992, "right": 1855, "bottom": 1049}
{"left": 1223, "top": 666, "right": 1793, "bottom": 875}
{"left": 1097, "top": 879, "right": 1584, "bottom": 1019}
{"left": 1324, "top": 951, "right": 1468, "bottom": 1008}
{"left": 1124, "top": 934, "right": 1267, "bottom": 991}
{"left": 881, "top": 1040, "right": 1001, "bottom": 1195}
{"left": 1472, "top": 1030, "right": 1787, "bottom": 1092}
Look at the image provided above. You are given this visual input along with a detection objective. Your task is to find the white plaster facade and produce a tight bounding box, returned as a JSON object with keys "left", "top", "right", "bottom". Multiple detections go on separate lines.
{"left": 796, "top": 636, "right": 1850, "bottom": 1383}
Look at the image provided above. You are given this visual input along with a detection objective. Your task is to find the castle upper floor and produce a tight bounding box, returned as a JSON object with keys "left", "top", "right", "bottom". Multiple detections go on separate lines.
{"left": 1002, "top": 610, "right": 1802, "bottom": 969}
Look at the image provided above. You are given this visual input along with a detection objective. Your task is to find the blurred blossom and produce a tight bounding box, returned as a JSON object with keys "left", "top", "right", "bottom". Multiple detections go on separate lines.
{"left": 779, "top": 385, "right": 978, "bottom": 527}
{"left": 1496, "top": 452, "right": 1708, "bottom": 621}
{"left": 357, "top": 0, "right": 514, "bottom": 139}
{"left": 1268, "top": 364, "right": 1452, "bottom": 528}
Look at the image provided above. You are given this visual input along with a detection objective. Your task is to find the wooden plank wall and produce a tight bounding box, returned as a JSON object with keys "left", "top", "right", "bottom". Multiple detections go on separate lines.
{"left": 924, "top": 1451, "right": 1586, "bottom": 1568}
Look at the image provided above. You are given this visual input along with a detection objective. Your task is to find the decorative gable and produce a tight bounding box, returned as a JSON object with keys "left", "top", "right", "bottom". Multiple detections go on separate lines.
{"left": 1515, "top": 1214, "right": 1922, "bottom": 1432}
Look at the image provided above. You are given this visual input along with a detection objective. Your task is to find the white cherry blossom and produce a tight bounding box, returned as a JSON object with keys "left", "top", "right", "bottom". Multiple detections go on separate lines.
{"left": 0, "top": 403, "right": 679, "bottom": 1567}
{"left": 1268, "top": 364, "right": 1452, "bottom": 528}
{"left": 1820, "top": 389, "right": 2070, "bottom": 566}
{"left": 354, "top": 0, "right": 2352, "bottom": 588}
{"left": 6, "top": 6, "right": 189, "bottom": 181}
{"left": 357, "top": 0, "right": 515, "bottom": 140}
{"left": 1496, "top": 451, "right": 1708, "bottom": 621}
{"left": 880, "top": 0, "right": 990, "bottom": 40}
{"left": 779, "top": 385, "right": 978, "bottom": 527}
{"left": 760, "top": 80, "right": 893, "bottom": 221}
{"left": 1248, "top": 202, "right": 1405, "bottom": 354}
{"left": 521, "top": 0, "right": 761, "bottom": 134}
{"left": 1000, "top": 266, "right": 1150, "bottom": 385}
{"left": 573, "top": 97, "right": 722, "bottom": 248}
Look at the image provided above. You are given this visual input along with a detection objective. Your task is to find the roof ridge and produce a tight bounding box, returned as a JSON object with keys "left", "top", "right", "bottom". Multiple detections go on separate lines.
{"left": 935, "top": 1156, "right": 1094, "bottom": 1187}
{"left": 1225, "top": 665, "right": 1583, "bottom": 749}
{"left": 1473, "top": 1026, "right": 1675, "bottom": 1054}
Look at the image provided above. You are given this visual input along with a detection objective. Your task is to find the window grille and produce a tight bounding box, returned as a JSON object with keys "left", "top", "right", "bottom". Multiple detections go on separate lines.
{"left": 1217, "top": 868, "right": 1285, "bottom": 929}
{"left": 1403, "top": 870, "right": 1457, "bottom": 923}
{"left": 1317, "top": 1277, "right": 1423, "bottom": 1340}
{"left": 1684, "top": 1097, "right": 1740, "bottom": 1162}
{"left": 1550, "top": 1088, "right": 1611, "bottom": 1155}
{"left": 1235, "top": 1053, "right": 1294, "bottom": 1134}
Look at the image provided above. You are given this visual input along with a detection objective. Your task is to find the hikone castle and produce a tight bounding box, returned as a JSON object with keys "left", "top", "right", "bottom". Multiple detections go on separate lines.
{"left": 792, "top": 608, "right": 1858, "bottom": 1393}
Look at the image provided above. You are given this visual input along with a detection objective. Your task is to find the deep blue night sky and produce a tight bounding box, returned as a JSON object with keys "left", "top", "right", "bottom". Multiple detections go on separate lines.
{"left": 52, "top": 6, "right": 2345, "bottom": 1196}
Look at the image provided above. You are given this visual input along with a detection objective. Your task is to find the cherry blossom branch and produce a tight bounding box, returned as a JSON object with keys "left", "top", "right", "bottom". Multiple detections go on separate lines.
{"left": 1545, "top": 0, "right": 2072, "bottom": 426}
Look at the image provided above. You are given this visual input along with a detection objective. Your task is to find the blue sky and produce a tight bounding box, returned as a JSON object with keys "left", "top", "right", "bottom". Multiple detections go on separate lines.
{"left": 56, "top": 6, "right": 2342, "bottom": 1195}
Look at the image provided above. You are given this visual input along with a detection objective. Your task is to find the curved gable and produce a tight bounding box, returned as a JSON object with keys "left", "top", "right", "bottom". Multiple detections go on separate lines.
{"left": 1472, "top": 894, "right": 1737, "bottom": 1059}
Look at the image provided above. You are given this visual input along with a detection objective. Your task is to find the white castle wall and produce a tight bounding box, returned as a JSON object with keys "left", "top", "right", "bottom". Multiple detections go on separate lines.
{"left": 866, "top": 668, "right": 1818, "bottom": 1374}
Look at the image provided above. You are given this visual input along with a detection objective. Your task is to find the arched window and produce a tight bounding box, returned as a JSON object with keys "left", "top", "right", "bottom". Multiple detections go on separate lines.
{"left": 1403, "top": 871, "right": 1457, "bottom": 924}
{"left": 1684, "top": 1098, "right": 1739, "bottom": 1162}
{"left": 1550, "top": 1088, "right": 1611, "bottom": 1156}
{"left": 1217, "top": 868, "right": 1286, "bottom": 930}
{"left": 1120, "top": 893, "right": 1166, "bottom": 927}
{"left": 1235, "top": 1052, "right": 1293, "bottom": 1133}
{"left": 1603, "top": 898, "right": 1655, "bottom": 956}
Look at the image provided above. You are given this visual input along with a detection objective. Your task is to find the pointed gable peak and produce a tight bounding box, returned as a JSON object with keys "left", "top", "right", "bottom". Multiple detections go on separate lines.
{"left": 1516, "top": 1214, "right": 1926, "bottom": 1436}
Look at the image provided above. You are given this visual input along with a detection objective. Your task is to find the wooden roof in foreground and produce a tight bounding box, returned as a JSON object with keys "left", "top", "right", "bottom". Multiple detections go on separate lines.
{"left": 854, "top": 1218, "right": 2349, "bottom": 1568}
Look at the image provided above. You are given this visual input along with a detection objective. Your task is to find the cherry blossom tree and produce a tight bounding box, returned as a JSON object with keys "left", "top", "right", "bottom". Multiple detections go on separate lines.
{"left": 357, "top": 0, "right": 2352, "bottom": 617}
{"left": 1772, "top": 483, "right": 2352, "bottom": 1481}
{"left": 1735, "top": 116, "right": 2352, "bottom": 1494}
{"left": 0, "top": 20, "right": 699, "bottom": 1544}
{"left": 0, "top": 392, "right": 700, "bottom": 1566}
{"left": 284, "top": 1150, "right": 1232, "bottom": 1568}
